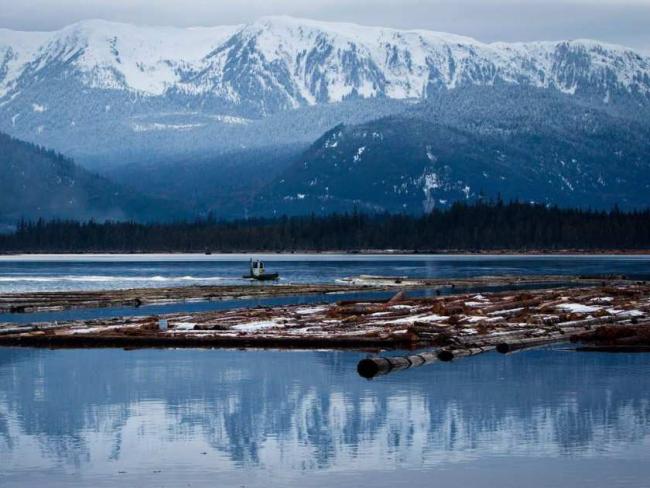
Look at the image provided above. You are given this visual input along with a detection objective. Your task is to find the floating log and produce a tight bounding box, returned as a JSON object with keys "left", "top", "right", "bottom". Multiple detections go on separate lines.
{"left": 537, "top": 299, "right": 567, "bottom": 311}
{"left": 0, "top": 322, "right": 70, "bottom": 336}
{"left": 0, "top": 326, "right": 34, "bottom": 336}
{"left": 0, "top": 283, "right": 386, "bottom": 314}
{"left": 608, "top": 335, "right": 646, "bottom": 345}
{"left": 570, "top": 321, "right": 650, "bottom": 350}
{"left": 482, "top": 298, "right": 545, "bottom": 314}
{"left": 496, "top": 331, "right": 594, "bottom": 354}
{"left": 0, "top": 332, "right": 417, "bottom": 350}
{"left": 559, "top": 315, "right": 621, "bottom": 328}
{"left": 357, "top": 350, "right": 439, "bottom": 379}
{"left": 437, "top": 346, "right": 495, "bottom": 362}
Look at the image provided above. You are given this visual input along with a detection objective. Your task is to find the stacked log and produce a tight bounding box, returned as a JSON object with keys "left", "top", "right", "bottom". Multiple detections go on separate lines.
{"left": 573, "top": 320, "right": 650, "bottom": 352}
{"left": 2, "top": 281, "right": 648, "bottom": 359}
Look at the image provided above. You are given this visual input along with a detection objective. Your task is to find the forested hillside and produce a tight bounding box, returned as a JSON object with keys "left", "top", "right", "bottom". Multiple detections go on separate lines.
{"left": 253, "top": 88, "right": 650, "bottom": 215}
{"left": 0, "top": 132, "right": 186, "bottom": 222}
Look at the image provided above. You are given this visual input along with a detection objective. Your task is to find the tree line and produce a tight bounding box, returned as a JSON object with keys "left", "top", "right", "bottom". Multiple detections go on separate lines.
{"left": 1, "top": 201, "right": 649, "bottom": 253}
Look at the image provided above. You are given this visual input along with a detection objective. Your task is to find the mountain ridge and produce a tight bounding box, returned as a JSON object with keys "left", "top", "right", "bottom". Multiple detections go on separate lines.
{"left": 2, "top": 16, "right": 649, "bottom": 106}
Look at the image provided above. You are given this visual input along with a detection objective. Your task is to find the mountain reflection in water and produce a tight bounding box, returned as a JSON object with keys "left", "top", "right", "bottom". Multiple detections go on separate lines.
{"left": 0, "top": 348, "right": 649, "bottom": 487}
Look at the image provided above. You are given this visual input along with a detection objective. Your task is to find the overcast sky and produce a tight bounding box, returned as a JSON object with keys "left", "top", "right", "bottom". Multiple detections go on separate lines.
{"left": 2, "top": 0, "right": 650, "bottom": 52}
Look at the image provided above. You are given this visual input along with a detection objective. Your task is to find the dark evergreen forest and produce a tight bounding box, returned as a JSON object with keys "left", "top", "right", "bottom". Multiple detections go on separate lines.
{"left": 1, "top": 202, "right": 649, "bottom": 253}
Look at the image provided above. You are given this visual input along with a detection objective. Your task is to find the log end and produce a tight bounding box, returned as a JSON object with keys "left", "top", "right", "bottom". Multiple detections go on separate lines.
{"left": 437, "top": 350, "right": 455, "bottom": 362}
{"left": 357, "top": 358, "right": 382, "bottom": 379}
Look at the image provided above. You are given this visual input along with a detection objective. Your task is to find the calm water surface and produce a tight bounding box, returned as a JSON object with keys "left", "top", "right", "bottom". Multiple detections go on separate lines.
{"left": 1, "top": 253, "right": 650, "bottom": 293}
{"left": 0, "top": 348, "right": 649, "bottom": 487}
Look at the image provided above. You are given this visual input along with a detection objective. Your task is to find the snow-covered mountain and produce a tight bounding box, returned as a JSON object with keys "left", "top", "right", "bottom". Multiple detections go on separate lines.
{"left": 1, "top": 16, "right": 650, "bottom": 217}
{"left": 0, "top": 20, "right": 239, "bottom": 99}
{"left": 1, "top": 16, "right": 649, "bottom": 123}
{"left": 188, "top": 16, "right": 650, "bottom": 108}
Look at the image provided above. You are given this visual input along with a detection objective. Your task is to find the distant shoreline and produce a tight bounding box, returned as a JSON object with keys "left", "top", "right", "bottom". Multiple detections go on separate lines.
{"left": 4, "top": 203, "right": 649, "bottom": 253}
{"left": 1, "top": 249, "right": 650, "bottom": 257}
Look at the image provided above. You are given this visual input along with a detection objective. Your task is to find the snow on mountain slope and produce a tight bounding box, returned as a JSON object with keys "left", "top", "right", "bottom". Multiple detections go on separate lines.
{"left": 0, "top": 19, "right": 241, "bottom": 98}
{"left": 51, "top": 20, "right": 239, "bottom": 95}
{"left": 0, "top": 29, "right": 50, "bottom": 98}
{"left": 1, "top": 15, "right": 649, "bottom": 107}
{"left": 182, "top": 15, "right": 650, "bottom": 109}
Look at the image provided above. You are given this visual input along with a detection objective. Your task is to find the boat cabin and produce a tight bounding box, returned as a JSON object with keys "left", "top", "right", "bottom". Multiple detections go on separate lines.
{"left": 250, "top": 258, "right": 265, "bottom": 278}
{"left": 244, "top": 258, "right": 279, "bottom": 280}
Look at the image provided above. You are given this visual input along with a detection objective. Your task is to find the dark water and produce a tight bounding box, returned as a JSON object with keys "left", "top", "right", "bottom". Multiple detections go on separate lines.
{"left": 1, "top": 254, "right": 650, "bottom": 293}
{"left": 0, "top": 347, "right": 649, "bottom": 487}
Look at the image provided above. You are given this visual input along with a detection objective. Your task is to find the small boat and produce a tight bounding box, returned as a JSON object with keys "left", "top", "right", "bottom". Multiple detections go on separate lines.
{"left": 243, "top": 258, "right": 279, "bottom": 281}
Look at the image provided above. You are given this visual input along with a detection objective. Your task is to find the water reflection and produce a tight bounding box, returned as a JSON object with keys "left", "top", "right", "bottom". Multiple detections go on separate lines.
{"left": 1, "top": 348, "right": 649, "bottom": 486}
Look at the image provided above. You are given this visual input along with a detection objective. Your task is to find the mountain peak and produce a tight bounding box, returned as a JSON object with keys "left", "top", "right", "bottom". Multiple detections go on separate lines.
{"left": 246, "top": 15, "right": 481, "bottom": 46}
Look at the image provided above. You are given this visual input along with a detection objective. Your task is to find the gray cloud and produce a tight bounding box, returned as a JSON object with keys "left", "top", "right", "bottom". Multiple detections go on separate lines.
{"left": 1, "top": 0, "right": 649, "bottom": 52}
